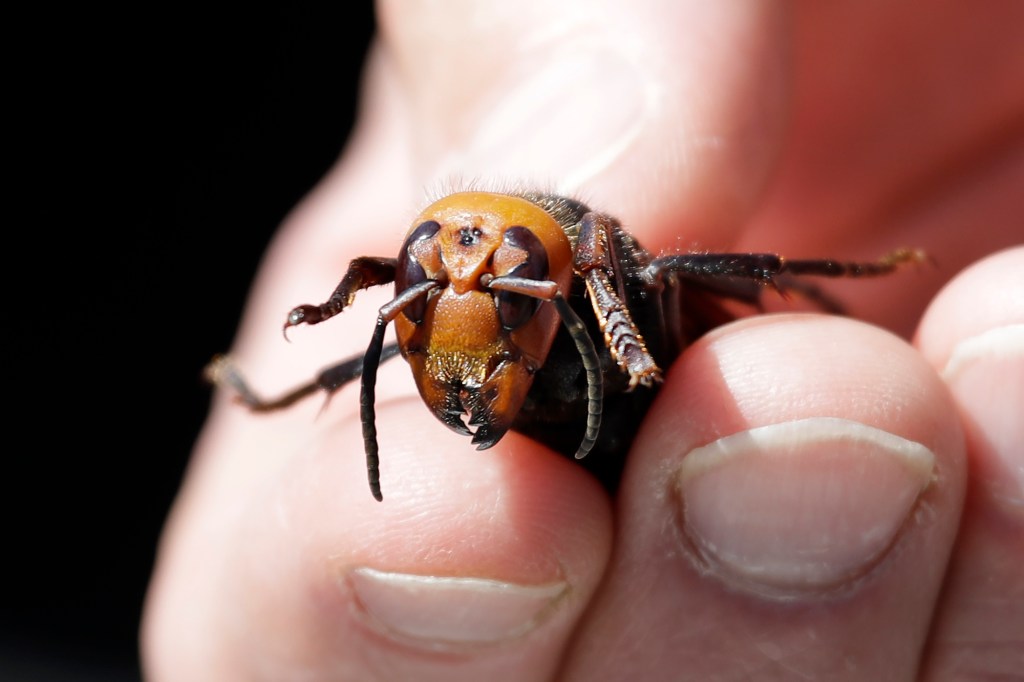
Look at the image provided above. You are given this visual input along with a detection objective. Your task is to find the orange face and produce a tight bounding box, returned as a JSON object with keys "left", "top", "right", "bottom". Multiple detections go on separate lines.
{"left": 392, "top": 192, "right": 574, "bottom": 447}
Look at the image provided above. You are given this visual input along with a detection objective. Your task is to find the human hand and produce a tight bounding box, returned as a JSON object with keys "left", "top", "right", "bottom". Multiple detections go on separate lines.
{"left": 143, "top": 2, "right": 1023, "bottom": 679}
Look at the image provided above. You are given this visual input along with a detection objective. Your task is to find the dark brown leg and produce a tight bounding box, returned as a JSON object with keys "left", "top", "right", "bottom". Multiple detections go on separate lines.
{"left": 204, "top": 343, "right": 402, "bottom": 412}
{"left": 575, "top": 212, "right": 662, "bottom": 388}
{"left": 284, "top": 256, "right": 398, "bottom": 334}
{"left": 648, "top": 248, "right": 925, "bottom": 309}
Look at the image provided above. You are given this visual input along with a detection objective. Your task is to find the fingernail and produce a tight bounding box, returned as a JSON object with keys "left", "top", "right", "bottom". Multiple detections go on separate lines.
{"left": 943, "top": 324, "right": 1024, "bottom": 517}
{"left": 443, "top": 49, "right": 647, "bottom": 188}
{"left": 676, "top": 418, "right": 935, "bottom": 596}
{"left": 347, "top": 567, "right": 567, "bottom": 647}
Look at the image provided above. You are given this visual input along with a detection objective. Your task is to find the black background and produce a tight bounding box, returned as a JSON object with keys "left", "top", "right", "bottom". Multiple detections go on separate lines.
{"left": 7, "top": 7, "right": 376, "bottom": 679}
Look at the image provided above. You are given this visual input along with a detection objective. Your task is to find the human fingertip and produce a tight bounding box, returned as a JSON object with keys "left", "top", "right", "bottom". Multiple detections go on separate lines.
{"left": 676, "top": 417, "right": 936, "bottom": 596}
{"left": 918, "top": 246, "right": 1024, "bottom": 519}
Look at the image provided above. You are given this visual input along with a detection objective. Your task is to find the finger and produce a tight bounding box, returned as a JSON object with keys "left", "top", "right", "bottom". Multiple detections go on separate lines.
{"left": 561, "top": 314, "right": 966, "bottom": 680}
{"left": 915, "top": 246, "right": 1024, "bottom": 678}
{"left": 147, "top": 396, "right": 611, "bottom": 681}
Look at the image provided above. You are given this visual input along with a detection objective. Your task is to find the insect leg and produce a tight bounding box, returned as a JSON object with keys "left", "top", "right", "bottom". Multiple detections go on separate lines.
{"left": 776, "top": 248, "right": 927, "bottom": 278}
{"left": 575, "top": 212, "right": 662, "bottom": 388}
{"left": 361, "top": 279, "right": 439, "bottom": 501}
{"left": 649, "top": 248, "right": 925, "bottom": 308}
{"left": 283, "top": 256, "right": 398, "bottom": 336}
{"left": 205, "top": 343, "right": 403, "bottom": 412}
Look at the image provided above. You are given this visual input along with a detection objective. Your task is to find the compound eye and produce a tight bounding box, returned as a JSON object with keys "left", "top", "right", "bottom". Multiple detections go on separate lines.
{"left": 496, "top": 226, "right": 549, "bottom": 330}
{"left": 396, "top": 220, "right": 440, "bottom": 323}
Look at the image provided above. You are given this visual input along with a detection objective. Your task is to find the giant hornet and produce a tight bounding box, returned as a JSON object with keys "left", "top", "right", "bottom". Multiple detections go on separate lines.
{"left": 208, "top": 190, "right": 923, "bottom": 500}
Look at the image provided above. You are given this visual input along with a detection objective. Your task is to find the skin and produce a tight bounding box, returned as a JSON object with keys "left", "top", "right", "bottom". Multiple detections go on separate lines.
{"left": 142, "top": 1, "right": 1023, "bottom": 680}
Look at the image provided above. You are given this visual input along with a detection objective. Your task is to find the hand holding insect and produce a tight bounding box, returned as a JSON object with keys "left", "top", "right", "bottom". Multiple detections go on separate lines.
{"left": 145, "top": 2, "right": 1024, "bottom": 680}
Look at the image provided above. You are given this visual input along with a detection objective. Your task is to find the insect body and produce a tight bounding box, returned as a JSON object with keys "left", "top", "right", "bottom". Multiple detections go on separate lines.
{"left": 209, "top": 190, "right": 922, "bottom": 500}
